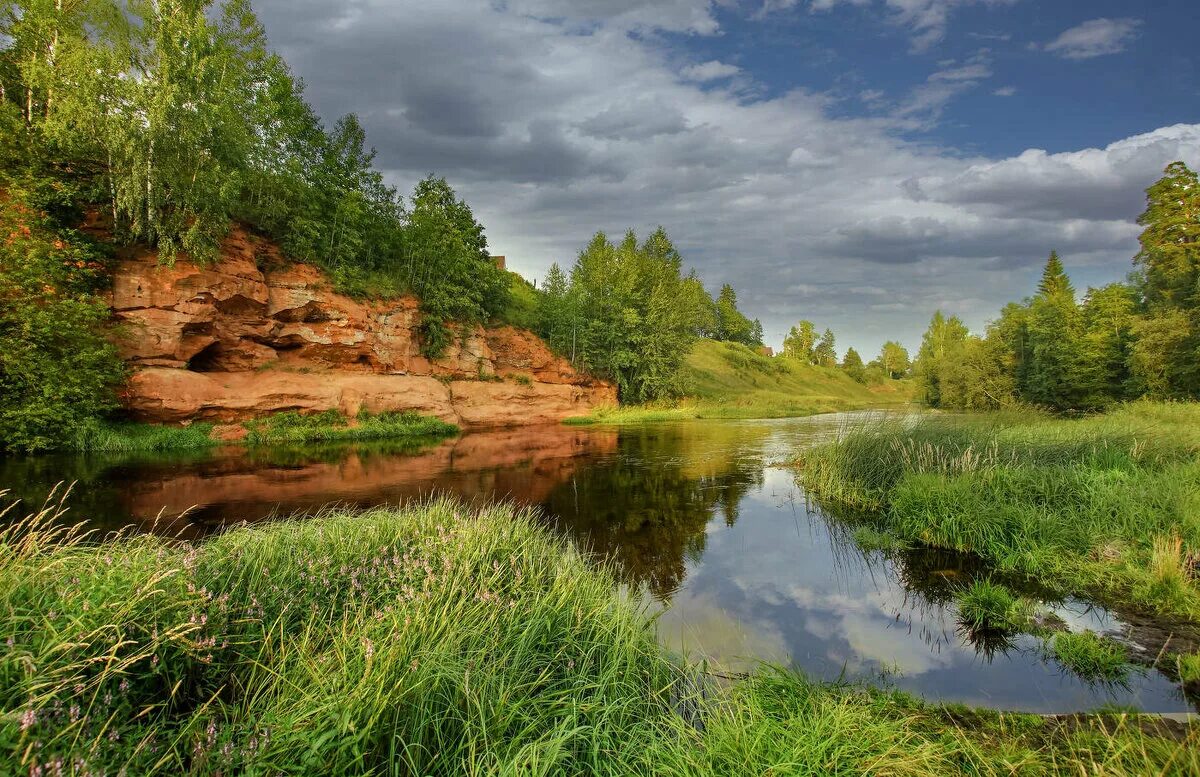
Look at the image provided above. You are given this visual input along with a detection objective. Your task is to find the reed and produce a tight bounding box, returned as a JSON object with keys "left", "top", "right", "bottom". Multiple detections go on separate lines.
{"left": 797, "top": 402, "right": 1200, "bottom": 619}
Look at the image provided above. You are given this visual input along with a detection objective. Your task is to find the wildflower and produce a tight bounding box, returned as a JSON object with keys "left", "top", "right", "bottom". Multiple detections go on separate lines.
{"left": 69, "top": 705, "right": 80, "bottom": 722}
{"left": 119, "top": 679, "right": 130, "bottom": 694}
{"left": 20, "top": 708, "right": 36, "bottom": 731}
{"left": 108, "top": 728, "right": 120, "bottom": 742}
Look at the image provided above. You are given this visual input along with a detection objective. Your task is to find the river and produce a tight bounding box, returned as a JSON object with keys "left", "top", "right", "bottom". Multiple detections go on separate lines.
{"left": 1, "top": 412, "right": 1193, "bottom": 714}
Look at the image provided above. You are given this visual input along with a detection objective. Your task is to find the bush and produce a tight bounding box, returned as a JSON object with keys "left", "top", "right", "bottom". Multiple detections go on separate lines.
{"left": 0, "top": 198, "right": 126, "bottom": 453}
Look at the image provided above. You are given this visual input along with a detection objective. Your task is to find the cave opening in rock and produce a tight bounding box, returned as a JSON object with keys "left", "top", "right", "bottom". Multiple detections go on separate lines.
{"left": 188, "top": 341, "right": 224, "bottom": 373}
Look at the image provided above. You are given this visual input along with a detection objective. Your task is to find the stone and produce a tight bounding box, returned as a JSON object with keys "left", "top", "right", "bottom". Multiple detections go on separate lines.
{"left": 110, "top": 228, "right": 615, "bottom": 427}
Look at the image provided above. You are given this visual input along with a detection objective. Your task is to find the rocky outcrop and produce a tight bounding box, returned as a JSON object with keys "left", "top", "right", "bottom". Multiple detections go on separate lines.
{"left": 109, "top": 228, "right": 615, "bottom": 427}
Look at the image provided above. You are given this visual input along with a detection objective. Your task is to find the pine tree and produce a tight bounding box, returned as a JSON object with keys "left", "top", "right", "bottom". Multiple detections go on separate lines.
{"left": 814, "top": 328, "right": 837, "bottom": 367}
{"left": 1024, "top": 252, "right": 1083, "bottom": 409}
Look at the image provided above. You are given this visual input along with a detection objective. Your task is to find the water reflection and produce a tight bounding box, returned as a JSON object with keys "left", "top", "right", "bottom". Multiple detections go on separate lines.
{"left": 0, "top": 414, "right": 1194, "bottom": 713}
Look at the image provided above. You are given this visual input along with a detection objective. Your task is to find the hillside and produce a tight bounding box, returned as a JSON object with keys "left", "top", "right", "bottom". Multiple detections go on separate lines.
{"left": 570, "top": 340, "right": 915, "bottom": 423}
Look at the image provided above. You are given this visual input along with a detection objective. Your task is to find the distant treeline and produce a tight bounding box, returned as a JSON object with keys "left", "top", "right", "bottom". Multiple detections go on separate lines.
{"left": 779, "top": 321, "right": 910, "bottom": 386}
{"left": 913, "top": 162, "right": 1200, "bottom": 411}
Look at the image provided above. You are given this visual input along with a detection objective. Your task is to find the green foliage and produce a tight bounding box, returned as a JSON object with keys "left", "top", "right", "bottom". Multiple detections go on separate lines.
{"left": 70, "top": 421, "right": 217, "bottom": 452}
{"left": 913, "top": 310, "right": 970, "bottom": 406}
{"left": 1, "top": 0, "right": 509, "bottom": 366}
{"left": 797, "top": 403, "right": 1200, "bottom": 620}
{"left": 814, "top": 327, "right": 837, "bottom": 367}
{"left": 841, "top": 346, "right": 866, "bottom": 383}
{"left": 783, "top": 319, "right": 816, "bottom": 362}
{"left": 0, "top": 197, "right": 126, "bottom": 453}
{"left": 956, "top": 580, "right": 1029, "bottom": 633}
{"left": 1049, "top": 632, "right": 1131, "bottom": 684}
{"left": 498, "top": 271, "right": 540, "bottom": 330}
{"left": 536, "top": 228, "right": 717, "bottom": 402}
{"left": 915, "top": 163, "right": 1200, "bottom": 410}
{"left": 712, "top": 283, "right": 762, "bottom": 346}
{"left": 2, "top": 495, "right": 1196, "bottom": 776}
{"left": 875, "top": 340, "right": 910, "bottom": 379}
{"left": 243, "top": 410, "right": 458, "bottom": 445}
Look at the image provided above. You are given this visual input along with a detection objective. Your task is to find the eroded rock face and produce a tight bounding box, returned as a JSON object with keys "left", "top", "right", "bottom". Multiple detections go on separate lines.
{"left": 110, "top": 228, "right": 615, "bottom": 427}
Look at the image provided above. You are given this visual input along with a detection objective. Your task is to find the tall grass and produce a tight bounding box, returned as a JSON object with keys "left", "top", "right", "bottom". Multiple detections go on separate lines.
{"left": 797, "top": 402, "right": 1200, "bottom": 620}
{"left": 2, "top": 489, "right": 1196, "bottom": 775}
{"left": 68, "top": 420, "right": 218, "bottom": 452}
{"left": 243, "top": 409, "right": 459, "bottom": 445}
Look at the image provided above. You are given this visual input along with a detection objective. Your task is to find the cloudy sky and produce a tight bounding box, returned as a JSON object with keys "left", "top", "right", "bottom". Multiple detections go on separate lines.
{"left": 252, "top": 0, "right": 1200, "bottom": 357}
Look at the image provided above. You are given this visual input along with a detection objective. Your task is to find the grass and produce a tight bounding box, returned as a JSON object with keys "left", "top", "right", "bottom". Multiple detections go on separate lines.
{"left": 568, "top": 340, "right": 917, "bottom": 424}
{"left": 956, "top": 579, "right": 1031, "bottom": 634}
{"left": 67, "top": 420, "right": 218, "bottom": 452}
{"left": 242, "top": 409, "right": 459, "bottom": 445}
{"left": 2, "top": 490, "right": 1198, "bottom": 775}
{"left": 796, "top": 401, "right": 1200, "bottom": 620}
{"left": 1178, "top": 652, "right": 1200, "bottom": 686}
{"left": 1049, "top": 632, "right": 1132, "bottom": 684}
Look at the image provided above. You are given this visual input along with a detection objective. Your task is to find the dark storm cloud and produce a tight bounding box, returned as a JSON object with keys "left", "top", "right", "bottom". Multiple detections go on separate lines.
{"left": 248, "top": 0, "right": 1200, "bottom": 354}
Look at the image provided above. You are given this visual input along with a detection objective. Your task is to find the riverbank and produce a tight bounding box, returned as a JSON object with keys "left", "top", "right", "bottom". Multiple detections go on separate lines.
{"left": 566, "top": 339, "right": 916, "bottom": 425}
{"left": 796, "top": 402, "right": 1200, "bottom": 625}
{"left": 3, "top": 495, "right": 1196, "bottom": 775}
{"left": 60, "top": 410, "right": 460, "bottom": 453}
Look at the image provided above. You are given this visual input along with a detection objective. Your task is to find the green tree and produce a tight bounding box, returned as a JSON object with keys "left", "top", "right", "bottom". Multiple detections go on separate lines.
{"left": 813, "top": 328, "right": 837, "bottom": 367}
{"left": 841, "top": 347, "right": 865, "bottom": 383}
{"left": 541, "top": 228, "right": 710, "bottom": 402}
{"left": 1023, "top": 252, "right": 1083, "bottom": 410}
{"left": 783, "top": 320, "right": 816, "bottom": 363}
{"left": 1131, "top": 162, "right": 1200, "bottom": 397}
{"left": 914, "top": 311, "right": 969, "bottom": 407}
{"left": 713, "top": 284, "right": 761, "bottom": 346}
{"left": 0, "top": 197, "right": 125, "bottom": 452}
{"left": 1078, "top": 283, "right": 1137, "bottom": 406}
{"left": 875, "top": 341, "right": 910, "bottom": 379}
{"left": 403, "top": 176, "right": 509, "bottom": 356}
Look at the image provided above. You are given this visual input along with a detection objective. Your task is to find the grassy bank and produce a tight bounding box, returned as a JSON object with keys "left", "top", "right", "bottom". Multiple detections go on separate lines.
{"left": 243, "top": 409, "right": 458, "bottom": 445}
{"left": 2, "top": 494, "right": 1196, "bottom": 775}
{"left": 57, "top": 410, "right": 459, "bottom": 453}
{"left": 569, "top": 340, "right": 916, "bottom": 424}
{"left": 796, "top": 402, "right": 1200, "bottom": 621}
{"left": 68, "top": 421, "right": 220, "bottom": 453}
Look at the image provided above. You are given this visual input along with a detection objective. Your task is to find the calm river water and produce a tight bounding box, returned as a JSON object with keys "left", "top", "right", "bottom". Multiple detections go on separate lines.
{"left": 2, "top": 413, "right": 1194, "bottom": 713}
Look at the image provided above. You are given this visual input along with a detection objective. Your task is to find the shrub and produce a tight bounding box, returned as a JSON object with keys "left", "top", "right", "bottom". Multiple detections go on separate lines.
{"left": 0, "top": 198, "right": 126, "bottom": 453}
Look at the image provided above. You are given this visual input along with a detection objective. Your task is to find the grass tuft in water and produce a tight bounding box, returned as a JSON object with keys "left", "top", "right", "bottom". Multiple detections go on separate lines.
{"left": 1049, "top": 632, "right": 1131, "bottom": 684}
{"left": 956, "top": 579, "right": 1030, "bottom": 633}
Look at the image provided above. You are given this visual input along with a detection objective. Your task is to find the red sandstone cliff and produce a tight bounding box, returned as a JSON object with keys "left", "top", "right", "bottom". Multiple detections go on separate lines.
{"left": 107, "top": 228, "right": 615, "bottom": 428}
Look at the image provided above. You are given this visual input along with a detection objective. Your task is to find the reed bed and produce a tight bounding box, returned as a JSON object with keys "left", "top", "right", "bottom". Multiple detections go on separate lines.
{"left": 2, "top": 487, "right": 1196, "bottom": 775}
{"left": 796, "top": 402, "right": 1200, "bottom": 619}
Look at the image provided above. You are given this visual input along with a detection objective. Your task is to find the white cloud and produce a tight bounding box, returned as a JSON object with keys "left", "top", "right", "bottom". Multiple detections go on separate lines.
{"left": 1042, "top": 17, "right": 1142, "bottom": 60}
{"left": 681, "top": 60, "right": 742, "bottom": 82}
{"left": 252, "top": 0, "right": 1199, "bottom": 356}
{"left": 992, "top": 85, "right": 1016, "bottom": 96}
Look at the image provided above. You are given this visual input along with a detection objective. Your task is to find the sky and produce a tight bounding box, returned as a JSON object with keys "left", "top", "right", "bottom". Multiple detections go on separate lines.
{"left": 251, "top": 0, "right": 1200, "bottom": 357}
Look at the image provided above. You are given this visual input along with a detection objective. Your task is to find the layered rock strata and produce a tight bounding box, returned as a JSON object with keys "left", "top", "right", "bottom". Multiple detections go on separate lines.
{"left": 109, "top": 228, "right": 615, "bottom": 428}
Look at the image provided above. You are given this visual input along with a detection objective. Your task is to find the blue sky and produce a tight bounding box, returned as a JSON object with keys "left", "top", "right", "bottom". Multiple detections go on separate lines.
{"left": 686, "top": 0, "right": 1200, "bottom": 156}
{"left": 254, "top": 0, "right": 1200, "bottom": 357}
